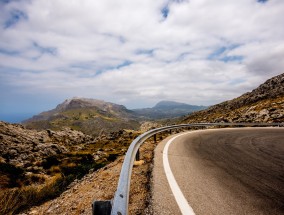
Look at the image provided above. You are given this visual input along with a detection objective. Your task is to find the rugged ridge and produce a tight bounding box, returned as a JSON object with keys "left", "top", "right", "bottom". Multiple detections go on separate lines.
{"left": 182, "top": 73, "right": 284, "bottom": 123}
{"left": 23, "top": 98, "right": 140, "bottom": 136}
{"left": 0, "top": 121, "right": 92, "bottom": 188}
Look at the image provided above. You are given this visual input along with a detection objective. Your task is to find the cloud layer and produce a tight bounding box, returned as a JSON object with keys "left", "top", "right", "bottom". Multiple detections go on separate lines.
{"left": 1, "top": 0, "right": 284, "bottom": 119}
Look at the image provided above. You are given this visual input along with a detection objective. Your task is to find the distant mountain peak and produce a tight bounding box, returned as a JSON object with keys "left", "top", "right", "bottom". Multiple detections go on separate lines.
{"left": 154, "top": 100, "right": 192, "bottom": 109}
{"left": 23, "top": 98, "right": 139, "bottom": 136}
{"left": 55, "top": 97, "right": 118, "bottom": 111}
{"left": 133, "top": 100, "right": 207, "bottom": 119}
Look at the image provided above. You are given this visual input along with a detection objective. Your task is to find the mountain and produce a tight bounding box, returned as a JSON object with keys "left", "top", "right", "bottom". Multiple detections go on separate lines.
{"left": 181, "top": 73, "right": 284, "bottom": 123}
{"left": 133, "top": 100, "right": 207, "bottom": 119}
{"left": 23, "top": 98, "right": 140, "bottom": 136}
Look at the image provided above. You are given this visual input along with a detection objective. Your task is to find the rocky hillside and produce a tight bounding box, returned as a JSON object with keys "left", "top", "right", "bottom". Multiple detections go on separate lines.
{"left": 133, "top": 100, "right": 207, "bottom": 119}
{"left": 17, "top": 138, "right": 158, "bottom": 215}
{"left": 0, "top": 122, "right": 90, "bottom": 177}
{"left": 23, "top": 98, "right": 140, "bottom": 136}
{"left": 182, "top": 73, "right": 284, "bottom": 123}
{"left": 0, "top": 120, "right": 142, "bottom": 214}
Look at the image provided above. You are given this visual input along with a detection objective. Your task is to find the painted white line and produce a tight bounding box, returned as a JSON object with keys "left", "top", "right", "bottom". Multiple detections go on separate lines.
{"left": 163, "top": 132, "right": 196, "bottom": 215}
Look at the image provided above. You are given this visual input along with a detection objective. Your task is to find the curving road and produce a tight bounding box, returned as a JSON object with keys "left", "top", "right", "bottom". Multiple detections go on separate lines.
{"left": 152, "top": 127, "right": 284, "bottom": 215}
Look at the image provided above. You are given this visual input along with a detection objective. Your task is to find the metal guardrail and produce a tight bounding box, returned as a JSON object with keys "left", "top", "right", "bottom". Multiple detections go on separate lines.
{"left": 92, "top": 122, "right": 283, "bottom": 215}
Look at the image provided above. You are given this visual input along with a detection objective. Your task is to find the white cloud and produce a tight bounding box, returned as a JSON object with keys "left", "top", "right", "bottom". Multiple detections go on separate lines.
{"left": 0, "top": 0, "right": 284, "bottom": 114}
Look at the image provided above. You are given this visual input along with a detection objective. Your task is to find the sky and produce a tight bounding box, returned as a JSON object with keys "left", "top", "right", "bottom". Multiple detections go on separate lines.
{"left": 0, "top": 0, "right": 284, "bottom": 122}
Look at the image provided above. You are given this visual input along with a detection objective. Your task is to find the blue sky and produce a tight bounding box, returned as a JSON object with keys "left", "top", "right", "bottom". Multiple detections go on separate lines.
{"left": 0, "top": 0, "right": 284, "bottom": 122}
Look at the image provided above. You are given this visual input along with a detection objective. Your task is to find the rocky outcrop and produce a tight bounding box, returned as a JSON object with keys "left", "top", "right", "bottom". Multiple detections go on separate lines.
{"left": 0, "top": 120, "right": 141, "bottom": 190}
{"left": 0, "top": 120, "right": 144, "bottom": 214}
{"left": 140, "top": 121, "right": 161, "bottom": 132}
{"left": 0, "top": 121, "right": 92, "bottom": 169}
{"left": 182, "top": 73, "right": 284, "bottom": 123}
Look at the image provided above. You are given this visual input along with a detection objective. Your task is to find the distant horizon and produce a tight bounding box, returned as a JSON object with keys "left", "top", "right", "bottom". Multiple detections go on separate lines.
{"left": 0, "top": 98, "right": 211, "bottom": 123}
{"left": 0, "top": 113, "right": 35, "bottom": 123}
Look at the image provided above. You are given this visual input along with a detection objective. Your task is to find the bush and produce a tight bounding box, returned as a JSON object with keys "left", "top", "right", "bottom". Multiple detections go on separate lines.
{"left": 107, "top": 154, "right": 118, "bottom": 162}
{"left": 0, "top": 153, "right": 107, "bottom": 214}
{"left": 60, "top": 153, "right": 103, "bottom": 179}
{"left": 0, "top": 174, "right": 65, "bottom": 215}
{"left": 0, "top": 163, "right": 25, "bottom": 187}
{"left": 42, "top": 156, "right": 60, "bottom": 169}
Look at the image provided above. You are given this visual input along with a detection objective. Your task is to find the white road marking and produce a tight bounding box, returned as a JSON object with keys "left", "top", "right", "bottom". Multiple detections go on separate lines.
{"left": 163, "top": 132, "right": 196, "bottom": 215}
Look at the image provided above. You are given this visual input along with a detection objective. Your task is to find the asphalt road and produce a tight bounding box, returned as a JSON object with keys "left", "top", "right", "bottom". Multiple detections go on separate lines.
{"left": 152, "top": 127, "right": 284, "bottom": 215}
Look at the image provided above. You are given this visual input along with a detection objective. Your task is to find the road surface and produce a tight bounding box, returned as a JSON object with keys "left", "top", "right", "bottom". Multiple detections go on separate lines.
{"left": 152, "top": 127, "right": 284, "bottom": 215}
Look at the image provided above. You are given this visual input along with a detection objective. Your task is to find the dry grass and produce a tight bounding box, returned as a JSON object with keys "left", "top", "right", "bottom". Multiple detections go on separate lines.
{"left": 0, "top": 174, "right": 64, "bottom": 215}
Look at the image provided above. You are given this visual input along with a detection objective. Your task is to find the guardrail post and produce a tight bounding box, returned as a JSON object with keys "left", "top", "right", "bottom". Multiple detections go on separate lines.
{"left": 135, "top": 148, "right": 140, "bottom": 161}
{"left": 154, "top": 134, "right": 157, "bottom": 143}
{"left": 92, "top": 200, "right": 112, "bottom": 215}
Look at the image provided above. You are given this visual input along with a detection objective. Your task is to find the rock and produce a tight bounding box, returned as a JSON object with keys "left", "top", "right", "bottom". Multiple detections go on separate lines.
{"left": 140, "top": 122, "right": 160, "bottom": 132}
{"left": 134, "top": 160, "right": 145, "bottom": 166}
{"left": 93, "top": 155, "right": 100, "bottom": 161}
{"left": 0, "top": 156, "right": 5, "bottom": 163}
{"left": 8, "top": 149, "right": 18, "bottom": 157}
{"left": 259, "top": 109, "right": 269, "bottom": 117}
{"left": 0, "top": 120, "right": 94, "bottom": 183}
{"left": 29, "top": 209, "right": 38, "bottom": 214}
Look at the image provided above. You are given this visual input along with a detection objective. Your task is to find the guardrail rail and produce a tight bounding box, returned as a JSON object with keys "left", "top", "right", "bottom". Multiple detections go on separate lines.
{"left": 92, "top": 122, "right": 283, "bottom": 215}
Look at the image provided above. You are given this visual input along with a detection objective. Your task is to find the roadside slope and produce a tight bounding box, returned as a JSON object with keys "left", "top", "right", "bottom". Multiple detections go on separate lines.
{"left": 182, "top": 73, "right": 284, "bottom": 123}
{"left": 18, "top": 137, "right": 158, "bottom": 215}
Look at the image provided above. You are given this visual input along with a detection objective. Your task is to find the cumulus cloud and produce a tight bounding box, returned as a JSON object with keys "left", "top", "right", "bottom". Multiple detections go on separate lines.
{"left": 0, "top": 0, "right": 284, "bottom": 117}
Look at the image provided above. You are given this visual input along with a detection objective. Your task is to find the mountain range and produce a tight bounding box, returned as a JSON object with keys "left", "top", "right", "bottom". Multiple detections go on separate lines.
{"left": 23, "top": 98, "right": 204, "bottom": 136}
{"left": 133, "top": 101, "right": 207, "bottom": 119}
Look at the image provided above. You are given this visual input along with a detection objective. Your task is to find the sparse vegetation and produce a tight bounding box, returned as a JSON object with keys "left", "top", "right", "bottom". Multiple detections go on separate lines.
{"left": 182, "top": 73, "right": 284, "bottom": 124}
{"left": 0, "top": 174, "right": 65, "bottom": 215}
{"left": 0, "top": 152, "right": 108, "bottom": 214}
{"left": 0, "top": 163, "right": 25, "bottom": 188}
{"left": 0, "top": 120, "right": 142, "bottom": 214}
{"left": 182, "top": 95, "right": 284, "bottom": 124}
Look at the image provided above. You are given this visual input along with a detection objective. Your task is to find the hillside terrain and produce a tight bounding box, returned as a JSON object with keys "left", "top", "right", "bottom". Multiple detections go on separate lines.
{"left": 17, "top": 137, "right": 160, "bottom": 215}
{"left": 0, "top": 121, "right": 143, "bottom": 214}
{"left": 133, "top": 101, "right": 207, "bottom": 119}
{"left": 24, "top": 98, "right": 140, "bottom": 136}
{"left": 182, "top": 73, "right": 284, "bottom": 123}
